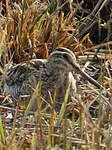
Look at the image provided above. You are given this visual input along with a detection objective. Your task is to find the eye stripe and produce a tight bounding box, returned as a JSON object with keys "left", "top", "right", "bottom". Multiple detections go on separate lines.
{"left": 50, "top": 47, "right": 75, "bottom": 57}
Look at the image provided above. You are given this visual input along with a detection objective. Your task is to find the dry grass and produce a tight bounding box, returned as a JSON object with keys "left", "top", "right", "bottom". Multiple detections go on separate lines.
{"left": 0, "top": 0, "right": 112, "bottom": 149}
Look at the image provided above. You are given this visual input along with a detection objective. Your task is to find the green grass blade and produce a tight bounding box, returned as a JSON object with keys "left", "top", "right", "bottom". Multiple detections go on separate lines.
{"left": 0, "top": 115, "right": 5, "bottom": 144}
{"left": 56, "top": 83, "right": 70, "bottom": 125}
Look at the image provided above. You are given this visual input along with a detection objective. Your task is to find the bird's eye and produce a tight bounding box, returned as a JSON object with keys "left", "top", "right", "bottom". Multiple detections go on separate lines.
{"left": 63, "top": 53, "right": 74, "bottom": 66}
{"left": 63, "top": 53, "right": 68, "bottom": 61}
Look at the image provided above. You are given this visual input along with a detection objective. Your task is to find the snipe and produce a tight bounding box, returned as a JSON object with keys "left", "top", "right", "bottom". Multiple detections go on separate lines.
{"left": 4, "top": 47, "right": 102, "bottom": 112}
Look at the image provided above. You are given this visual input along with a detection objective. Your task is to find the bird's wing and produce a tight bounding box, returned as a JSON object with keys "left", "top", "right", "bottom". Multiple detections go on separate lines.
{"left": 4, "top": 59, "right": 47, "bottom": 86}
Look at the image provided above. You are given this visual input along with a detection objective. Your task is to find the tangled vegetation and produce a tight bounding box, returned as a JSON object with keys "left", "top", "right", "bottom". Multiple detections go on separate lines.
{"left": 0, "top": 0, "right": 112, "bottom": 149}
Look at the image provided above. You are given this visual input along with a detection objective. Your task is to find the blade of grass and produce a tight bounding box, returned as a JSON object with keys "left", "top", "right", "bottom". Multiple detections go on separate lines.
{"left": 29, "top": 0, "right": 57, "bottom": 34}
{"left": 0, "top": 115, "right": 5, "bottom": 145}
{"left": 56, "top": 83, "right": 70, "bottom": 125}
{"left": 23, "top": 78, "right": 42, "bottom": 121}
{"left": 19, "top": 0, "right": 26, "bottom": 38}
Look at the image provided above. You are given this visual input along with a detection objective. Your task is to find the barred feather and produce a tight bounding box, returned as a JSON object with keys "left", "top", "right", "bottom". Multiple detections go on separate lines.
{"left": 4, "top": 48, "right": 77, "bottom": 111}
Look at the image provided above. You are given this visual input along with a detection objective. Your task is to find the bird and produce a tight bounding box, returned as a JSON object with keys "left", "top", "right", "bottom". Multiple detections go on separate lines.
{"left": 4, "top": 47, "right": 103, "bottom": 112}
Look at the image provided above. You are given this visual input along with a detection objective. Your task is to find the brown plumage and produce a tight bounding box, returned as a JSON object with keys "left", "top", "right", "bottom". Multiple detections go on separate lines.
{"left": 4, "top": 47, "right": 102, "bottom": 112}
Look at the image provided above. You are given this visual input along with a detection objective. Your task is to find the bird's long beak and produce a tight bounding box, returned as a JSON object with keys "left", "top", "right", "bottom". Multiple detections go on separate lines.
{"left": 73, "top": 64, "right": 103, "bottom": 89}
{"left": 73, "top": 62, "right": 112, "bottom": 111}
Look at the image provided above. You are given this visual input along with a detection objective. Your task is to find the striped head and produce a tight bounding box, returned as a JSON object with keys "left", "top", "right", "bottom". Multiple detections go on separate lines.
{"left": 47, "top": 47, "right": 79, "bottom": 72}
